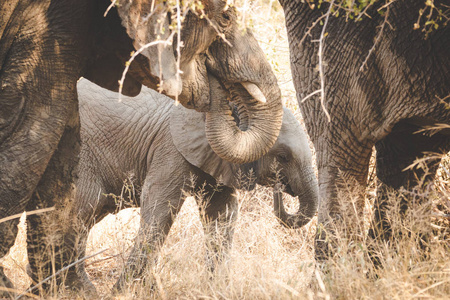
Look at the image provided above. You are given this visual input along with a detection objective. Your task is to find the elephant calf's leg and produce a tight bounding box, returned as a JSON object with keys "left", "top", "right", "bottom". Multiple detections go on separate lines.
{"left": 61, "top": 220, "right": 97, "bottom": 295}
{"left": 196, "top": 181, "right": 238, "bottom": 273}
{"left": 114, "top": 175, "right": 186, "bottom": 292}
{"left": 62, "top": 170, "right": 111, "bottom": 295}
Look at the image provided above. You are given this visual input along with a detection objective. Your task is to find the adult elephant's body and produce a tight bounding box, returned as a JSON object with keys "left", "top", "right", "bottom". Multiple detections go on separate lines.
{"left": 279, "top": 0, "right": 450, "bottom": 257}
{"left": 0, "top": 0, "right": 283, "bottom": 294}
{"left": 71, "top": 79, "right": 317, "bottom": 292}
{"left": 0, "top": 1, "right": 90, "bottom": 292}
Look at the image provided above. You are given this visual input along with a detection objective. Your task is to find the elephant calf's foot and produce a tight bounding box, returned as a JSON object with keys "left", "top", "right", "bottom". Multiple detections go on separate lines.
{"left": 64, "top": 269, "right": 98, "bottom": 297}
{"left": 314, "top": 236, "right": 333, "bottom": 262}
{"left": 112, "top": 275, "right": 147, "bottom": 295}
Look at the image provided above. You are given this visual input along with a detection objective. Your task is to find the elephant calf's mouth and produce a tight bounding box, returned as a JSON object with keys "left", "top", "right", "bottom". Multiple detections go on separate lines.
{"left": 278, "top": 176, "right": 296, "bottom": 198}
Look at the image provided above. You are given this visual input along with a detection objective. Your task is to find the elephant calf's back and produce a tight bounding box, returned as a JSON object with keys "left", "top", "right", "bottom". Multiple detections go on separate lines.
{"left": 76, "top": 79, "right": 174, "bottom": 203}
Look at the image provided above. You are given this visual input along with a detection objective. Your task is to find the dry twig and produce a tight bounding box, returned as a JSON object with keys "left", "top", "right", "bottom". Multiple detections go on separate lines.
{"left": 317, "top": 0, "right": 334, "bottom": 122}
{"left": 15, "top": 249, "right": 108, "bottom": 300}
{"left": 0, "top": 207, "right": 55, "bottom": 224}
{"left": 359, "top": 5, "right": 390, "bottom": 72}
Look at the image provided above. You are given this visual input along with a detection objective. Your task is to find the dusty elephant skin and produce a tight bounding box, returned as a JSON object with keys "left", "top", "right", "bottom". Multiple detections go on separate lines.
{"left": 177, "top": 2, "right": 284, "bottom": 164}
{"left": 0, "top": 0, "right": 283, "bottom": 296}
{"left": 279, "top": 0, "right": 450, "bottom": 260}
{"left": 63, "top": 79, "right": 318, "bottom": 293}
{"left": 0, "top": 0, "right": 175, "bottom": 295}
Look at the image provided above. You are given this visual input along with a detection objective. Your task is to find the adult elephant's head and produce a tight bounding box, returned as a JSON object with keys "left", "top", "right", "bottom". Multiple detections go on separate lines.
{"left": 87, "top": 0, "right": 283, "bottom": 164}
{"left": 175, "top": 0, "right": 284, "bottom": 164}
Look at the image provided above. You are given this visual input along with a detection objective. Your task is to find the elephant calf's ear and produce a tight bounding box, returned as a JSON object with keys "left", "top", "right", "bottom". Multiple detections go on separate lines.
{"left": 84, "top": 54, "right": 142, "bottom": 97}
{"left": 169, "top": 105, "right": 239, "bottom": 187}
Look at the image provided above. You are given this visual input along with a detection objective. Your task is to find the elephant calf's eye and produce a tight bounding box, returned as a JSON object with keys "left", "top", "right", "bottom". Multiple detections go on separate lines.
{"left": 277, "top": 153, "right": 289, "bottom": 163}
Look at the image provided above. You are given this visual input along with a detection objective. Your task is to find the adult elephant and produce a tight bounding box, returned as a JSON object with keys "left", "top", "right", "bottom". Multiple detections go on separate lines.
{"left": 67, "top": 79, "right": 317, "bottom": 293}
{"left": 278, "top": 0, "right": 450, "bottom": 259}
{"left": 0, "top": 0, "right": 283, "bottom": 295}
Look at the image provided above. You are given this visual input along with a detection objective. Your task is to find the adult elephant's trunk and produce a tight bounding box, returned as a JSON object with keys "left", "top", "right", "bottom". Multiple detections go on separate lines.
{"left": 204, "top": 27, "right": 283, "bottom": 164}
{"left": 205, "top": 75, "right": 283, "bottom": 164}
{"left": 273, "top": 170, "right": 319, "bottom": 228}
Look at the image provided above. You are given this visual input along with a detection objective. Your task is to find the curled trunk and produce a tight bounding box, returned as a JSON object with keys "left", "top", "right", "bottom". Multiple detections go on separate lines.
{"left": 205, "top": 75, "right": 283, "bottom": 164}
{"left": 273, "top": 178, "right": 318, "bottom": 229}
{"left": 203, "top": 24, "right": 284, "bottom": 164}
{"left": 175, "top": 5, "right": 284, "bottom": 164}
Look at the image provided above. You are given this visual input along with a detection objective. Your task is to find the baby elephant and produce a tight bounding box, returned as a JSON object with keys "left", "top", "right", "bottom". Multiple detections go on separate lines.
{"left": 67, "top": 79, "right": 318, "bottom": 292}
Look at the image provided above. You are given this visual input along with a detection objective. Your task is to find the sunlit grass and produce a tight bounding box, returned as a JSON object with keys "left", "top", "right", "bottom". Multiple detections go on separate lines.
{"left": 2, "top": 1, "right": 449, "bottom": 299}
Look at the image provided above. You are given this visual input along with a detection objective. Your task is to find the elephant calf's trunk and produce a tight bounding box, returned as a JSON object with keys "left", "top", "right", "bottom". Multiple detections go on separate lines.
{"left": 273, "top": 183, "right": 316, "bottom": 229}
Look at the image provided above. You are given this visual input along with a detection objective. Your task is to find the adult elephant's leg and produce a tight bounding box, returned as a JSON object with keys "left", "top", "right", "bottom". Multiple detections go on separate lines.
{"left": 195, "top": 177, "right": 238, "bottom": 274}
{"left": 25, "top": 100, "right": 80, "bottom": 293}
{"left": 114, "top": 162, "right": 188, "bottom": 292}
{"left": 369, "top": 122, "right": 449, "bottom": 265}
{"left": 314, "top": 137, "right": 374, "bottom": 260}
{"left": 0, "top": 56, "right": 78, "bottom": 297}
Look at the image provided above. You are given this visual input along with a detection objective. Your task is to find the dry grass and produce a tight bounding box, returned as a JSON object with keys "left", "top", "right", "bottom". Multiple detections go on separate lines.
{"left": 2, "top": 1, "right": 449, "bottom": 299}
{"left": 3, "top": 160, "right": 449, "bottom": 299}
{"left": 78, "top": 189, "right": 316, "bottom": 299}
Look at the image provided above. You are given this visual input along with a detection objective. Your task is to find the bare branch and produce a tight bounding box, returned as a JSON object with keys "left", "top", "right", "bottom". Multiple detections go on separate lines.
{"left": 104, "top": 0, "right": 118, "bottom": 17}
{"left": 378, "top": 0, "right": 398, "bottom": 11}
{"left": 175, "top": 0, "right": 182, "bottom": 104}
{"left": 360, "top": 5, "right": 390, "bottom": 72}
{"left": 355, "top": 2, "right": 374, "bottom": 21}
{"left": 299, "top": 14, "right": 327, "bottom": 46}
{"left": 118, "top": 33, "right": 176, "bottom": 100}
{"left": 15, "top": 249, "right": 109, "bottom": 300}
{"left": 317, "top": 0, "right": 334, "bottom": 123}
{"left": 300, "top": 89, "right": 321, "bottom": 103}
{"left": 0, "top": 207, "right": 55, "bottom": 224}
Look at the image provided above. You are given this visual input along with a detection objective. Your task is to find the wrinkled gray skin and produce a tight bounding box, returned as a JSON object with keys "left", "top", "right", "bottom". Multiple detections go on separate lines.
{"left": 65, "top": 79, "right": 317, "bottom": 293}
{"left": 177, "top": 1, "right": 283, "bottom": 163}
{"left": 279, "top": 0, "right": 450, "bottom": 260}
{"left": 0, "top": 0, "right": 283, "bottom": 295}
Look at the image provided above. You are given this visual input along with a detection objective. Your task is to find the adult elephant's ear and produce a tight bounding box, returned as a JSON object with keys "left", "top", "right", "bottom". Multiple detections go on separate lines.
{"left": 116, "top": 0, "right": 181, "bottom": 96}
{"left": 170, "top": 104, "right": 238, "bottom": 187}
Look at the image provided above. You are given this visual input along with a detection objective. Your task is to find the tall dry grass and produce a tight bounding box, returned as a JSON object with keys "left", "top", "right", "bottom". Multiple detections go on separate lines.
{"left": 1, "top": 0, "right": 449, "bottom": 299}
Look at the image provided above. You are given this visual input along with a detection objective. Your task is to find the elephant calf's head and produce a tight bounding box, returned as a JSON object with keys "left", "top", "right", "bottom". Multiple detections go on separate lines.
{"left": 255, "top": 108, "right": 319, "bottom": 228}
{"left": 171, "top": 106, "right": 318, "bottom": 229}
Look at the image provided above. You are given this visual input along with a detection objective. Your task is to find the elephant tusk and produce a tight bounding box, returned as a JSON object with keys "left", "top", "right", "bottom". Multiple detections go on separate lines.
{"left": 241, "top": 82, "right": 267, "bottom": 103}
